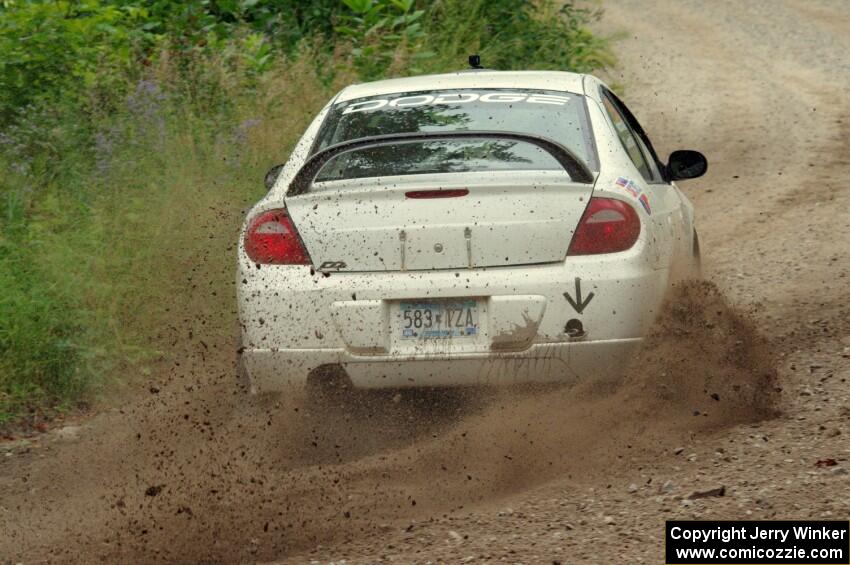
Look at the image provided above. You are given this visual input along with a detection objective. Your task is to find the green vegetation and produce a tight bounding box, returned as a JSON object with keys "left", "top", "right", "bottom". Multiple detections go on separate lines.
{"left": 0, "top": 0, "right": 612, "bottom": 426}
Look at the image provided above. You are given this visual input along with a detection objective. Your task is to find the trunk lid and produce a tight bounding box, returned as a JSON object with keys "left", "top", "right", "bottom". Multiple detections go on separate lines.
{"left": 285, "top": 170, "right": 595, "bottom": 272}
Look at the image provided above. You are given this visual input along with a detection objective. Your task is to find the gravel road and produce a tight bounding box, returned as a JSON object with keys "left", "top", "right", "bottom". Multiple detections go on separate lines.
{"left": 1, "top": 1, "right": 848, "bottom": 563}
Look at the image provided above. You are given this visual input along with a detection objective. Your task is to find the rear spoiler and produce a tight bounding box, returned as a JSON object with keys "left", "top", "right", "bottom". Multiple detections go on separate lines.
{"left": 286, "top": 130, "right": 595, "bottom": 196}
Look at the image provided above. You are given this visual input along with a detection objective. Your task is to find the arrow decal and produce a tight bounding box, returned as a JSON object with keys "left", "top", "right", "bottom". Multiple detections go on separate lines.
{"left": 563, "top": 277, "right": 595, "bottom": 314}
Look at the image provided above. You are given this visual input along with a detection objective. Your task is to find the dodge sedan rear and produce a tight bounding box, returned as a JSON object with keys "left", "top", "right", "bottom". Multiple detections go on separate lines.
{"left": 237, "top": 70, "right": 706, "bottom": 392}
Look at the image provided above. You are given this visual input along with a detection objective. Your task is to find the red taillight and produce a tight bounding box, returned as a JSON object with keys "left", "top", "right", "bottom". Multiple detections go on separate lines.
{"left": 244, "top": 209, "right": 310, "bottom": 264}
{"left": 567, "top": 197, "right": 641, "bottom": 255}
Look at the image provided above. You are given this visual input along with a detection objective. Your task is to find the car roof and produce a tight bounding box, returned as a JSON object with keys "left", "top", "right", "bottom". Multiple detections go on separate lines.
{"left": 335, "top": 70, "right": 588, "bottom": 102}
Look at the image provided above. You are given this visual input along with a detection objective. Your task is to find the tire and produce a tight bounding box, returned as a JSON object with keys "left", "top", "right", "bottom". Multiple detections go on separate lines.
{"left": 692, "top": 229, "right": 703, "bottom": 278}
{"left": 236, "top": 349, "right": 253, "bottom": 394}
{"left": 306, "top": 364, "right": 354, "bottom": 406}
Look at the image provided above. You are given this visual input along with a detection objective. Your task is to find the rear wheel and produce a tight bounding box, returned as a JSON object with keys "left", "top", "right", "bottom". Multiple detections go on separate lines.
{"left": 236, "top": 352, "right": 256, "bottom": 394}
{"left": 692, "top": 229, "right": 703, "bottom": 278}
{"left": 306, "top": 364, "right": 355, "bottom": 406}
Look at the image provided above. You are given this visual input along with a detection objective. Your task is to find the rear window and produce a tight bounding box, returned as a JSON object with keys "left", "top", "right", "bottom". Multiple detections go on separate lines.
{"left": 312, "top": 89, "right": 598, "bottom": 180}
{"left": 314, "top": 138, "right": 565, "bottom": 182}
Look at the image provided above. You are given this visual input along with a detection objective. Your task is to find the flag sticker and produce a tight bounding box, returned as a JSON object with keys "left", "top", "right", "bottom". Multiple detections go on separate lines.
{"left": 614, "top": 177, "right": 651, "bottom": 215}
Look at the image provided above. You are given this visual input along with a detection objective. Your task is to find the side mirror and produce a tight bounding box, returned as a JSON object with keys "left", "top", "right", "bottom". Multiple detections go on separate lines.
{"left": 264, "top": 164, "right": 284, "bottom": 190}
{"left": 667, "top": 150, "right": 707, "bottom": 181}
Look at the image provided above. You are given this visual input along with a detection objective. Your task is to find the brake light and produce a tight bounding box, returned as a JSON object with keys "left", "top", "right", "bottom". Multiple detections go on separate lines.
{"left": 244, "top": 209, "right": 310, "bottom": 264}
{"left": 567, "top": 197, "right": 640, "bottom": 255}
{"left": 405, "top": 189, "right": 469, "bottom": 199}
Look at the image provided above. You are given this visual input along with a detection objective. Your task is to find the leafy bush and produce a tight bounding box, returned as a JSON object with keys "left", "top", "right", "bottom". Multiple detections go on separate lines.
{"left": 422, "top": 0, "right": 615, "bottom": 73}
{"left": 0, "top": 0, "right": 613, "bottom": 426}
{"left": 334, "top": 0, "right": 426, "bottom": 79}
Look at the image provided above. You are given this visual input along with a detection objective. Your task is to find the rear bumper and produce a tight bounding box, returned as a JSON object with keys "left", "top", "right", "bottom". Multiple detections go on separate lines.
{"left": 238, "top": 243, "right": 667, "bottom": 391}
{"left": 241, "top": 338, "right": 642, "bottom": 392}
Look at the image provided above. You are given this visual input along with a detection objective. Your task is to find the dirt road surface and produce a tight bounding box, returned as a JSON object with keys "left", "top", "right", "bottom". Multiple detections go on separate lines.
{"left": 2, "top": 1, "right": 849, "bottom": 563}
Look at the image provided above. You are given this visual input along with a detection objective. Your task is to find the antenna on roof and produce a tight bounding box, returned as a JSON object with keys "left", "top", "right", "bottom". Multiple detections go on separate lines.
{"left": 468, "top": 54, "right": 483, "bottom": 69}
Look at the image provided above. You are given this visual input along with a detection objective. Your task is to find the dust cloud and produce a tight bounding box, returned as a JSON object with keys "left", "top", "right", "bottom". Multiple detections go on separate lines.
{"left": 2, "top": 281, "right": 777, "bottom": 563}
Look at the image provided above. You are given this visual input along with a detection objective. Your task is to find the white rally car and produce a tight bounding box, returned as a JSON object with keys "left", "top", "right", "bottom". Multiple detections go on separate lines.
{"left": 237, "top": 70, "right": 707, "bottom": 392}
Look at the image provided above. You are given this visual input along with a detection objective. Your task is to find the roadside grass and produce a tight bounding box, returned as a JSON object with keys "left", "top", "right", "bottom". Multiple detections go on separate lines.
{"left": 0, "top": 51, "right": 343, "bottom": 425}
{"left": 0, "top": 0, "right": 613, "bottom": 427}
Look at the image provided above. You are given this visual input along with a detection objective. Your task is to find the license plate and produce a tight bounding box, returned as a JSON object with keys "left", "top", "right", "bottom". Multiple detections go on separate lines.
{"left": 398, "top": 300, "right": 479, "bottom": 339}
